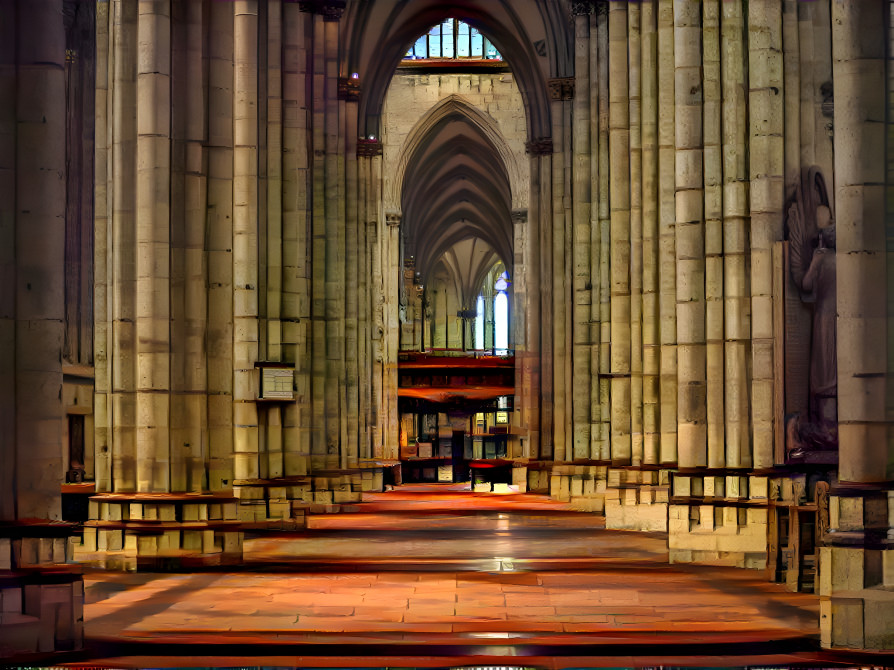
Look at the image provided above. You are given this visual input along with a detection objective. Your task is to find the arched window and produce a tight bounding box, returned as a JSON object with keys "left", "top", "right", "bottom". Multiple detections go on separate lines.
{"left": 494, "top": 292, "right": 509, "bottom": 353}
{"left": 475, "top": 295, "right": 485, "bottom": 350}
{"left": 494, "top": 271, "right": 510, "bottom": 353}
{"left": 404, "top": 19, "right": 502, "bottom": 61}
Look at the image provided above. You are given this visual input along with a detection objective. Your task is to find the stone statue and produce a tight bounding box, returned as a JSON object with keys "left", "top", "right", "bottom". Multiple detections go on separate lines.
{"left": 784, "top": 168, "right": 838, "bottom": 458}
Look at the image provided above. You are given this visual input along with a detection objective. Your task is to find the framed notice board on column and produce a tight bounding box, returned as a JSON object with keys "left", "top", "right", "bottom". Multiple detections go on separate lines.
{"left": 255, "top": 362, "right": 295, "bottom": 401}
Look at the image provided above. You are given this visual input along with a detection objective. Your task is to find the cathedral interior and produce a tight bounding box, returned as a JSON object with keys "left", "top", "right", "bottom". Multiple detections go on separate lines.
{"left": 2, "top": 0, "right": 894, "bottom": 666}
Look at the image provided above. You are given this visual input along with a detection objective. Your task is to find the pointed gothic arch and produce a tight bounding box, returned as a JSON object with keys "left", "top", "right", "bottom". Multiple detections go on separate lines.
{"left": 387, "top": 94, "right": 525, "bottom": 213}
{"left": 341, "top": 0, "right": 564, "bottom": 143}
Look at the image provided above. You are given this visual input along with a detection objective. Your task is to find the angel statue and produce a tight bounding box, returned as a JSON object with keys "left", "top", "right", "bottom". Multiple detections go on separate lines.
{"left": 784, "top": 167, "right": 837, "bottom": 458}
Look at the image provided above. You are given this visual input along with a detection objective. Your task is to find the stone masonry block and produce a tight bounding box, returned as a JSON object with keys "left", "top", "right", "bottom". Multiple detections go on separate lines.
{"left": 750, "top": 476, "right": 768, "bottom": 499}
{"left": 864, "top": 593, "right": 894, "bottom": 649}
{"left": 674, "top": 476, "right": 691, "bottom": 497}
{"left": 831, "top": 597, "right": 864, "bottom": 649}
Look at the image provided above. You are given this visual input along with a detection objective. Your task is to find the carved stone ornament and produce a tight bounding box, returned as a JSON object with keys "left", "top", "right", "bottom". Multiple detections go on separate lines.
{"left": 386, "top": 211, "right": 402, "bottom": 227}
{"left": 298, "top": 0, "right": 345, "bottom": 21}
{"left": 525, "top": 137, "right": 553, "bottom": 156}
{"left": 571, "top": 0, "right": 597, "bottom": 16}
{"left": 356, "top": 138, "right": 383, "bottom": 158}
{"left": 321, "top": 4, "right": 345, "bottom": 21}
{"left": 338, "top": 77, "right": 360, "bottom": 101}
{"left": 548, "top": 77, "right": 575, "bottom": 101}
{"left": 783, "top": 166, "right": 838, "bottom": 462}
{"left": 595, "top": 1, "right": 609, "bottom": 17}
{"left": 511, "top": 209, "right": 528, "bottom": 224}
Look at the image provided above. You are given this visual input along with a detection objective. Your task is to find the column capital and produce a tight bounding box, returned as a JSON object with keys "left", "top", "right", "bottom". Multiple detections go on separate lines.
{"left": 548, "top": 77, "right": 575, "bottom": 101}
{"left": 356, "top": 138, "right": 382, "bottom": 157}
{"left": 338, "top": 77, "right": 360, "bottom": 101}
{"left": 511, "top": 209, "right": 528, "bottom": 224}
{"left": 386, "top": 211, "right": 402, "bottom": 227}
{"left": 297, "top": 0, "right": 345, "bottom": 21}
{"left": 525, "top": 137, "right": 553, "bottom": 156}
{"left": 571, "top": 1, "right": 597, "bottom": 16}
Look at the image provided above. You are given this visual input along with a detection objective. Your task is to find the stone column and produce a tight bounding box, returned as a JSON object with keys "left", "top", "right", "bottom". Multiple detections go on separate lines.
{"left": 281, "top": 2, "right": 311, "bottom": 476}
{"left": 170, "top": 0, "right": 208, "bottom": 492}
{"left": 12, "top": 0, "right": 66, "bottom": 517}
{"left": 526, "top": 141, "right": 552, "bottom": 458}
{"left": 702, "top": 0, "right": 724, "bottom": 469}
{"left": 364, "top": 143, "right": 387, "bottom": 457}
{"left": 748, "top": 0, "right": 784, "bottom": 469}
{"left": 309, "top": 8, "right": 327, "bottom": 468}
{"left": 815, "top": 1, "right": 892, "bottom": 650}
{"left": 357, "top": 154, "right": 371, "bottom": 460}
{"left": 110, "top": 0, "right": 138, "bottom": 492}
{"left": 628, "top": 2, "right": 644, "bottom": 466}
{"left": 0, "top": 0, "right": 15, "bottom": 521}
{"left": 721, "top": 0, "right": 750, "bottom": 468}
{"left": 673, "top": 0, "right": 706, "bottom": 469}
{"left": 640, "top": 0, "right": 660, "bottom": 464}
{"left": 797, "top": 1, "right": 834, "bottom": 183}
{"left": 232, "top": 0, "right": 259, "bottom": 481}
{"left": 831, "top": 0, "right": 889, "bottom": 485}
{"left": 135, "top": 0, "right": 171, "bottom": 492}
{"left": 92, "top": 0, "right": 111, "bottom": 493}
{"left": 323, "top": 11, "right": 344, "bottom": 468}
{"left": 343, "top": 78, "right": 361, "bottom": 468}
{"left": 518, "top": 200, "right": 541, "bottom": 457}
{"left": 265, "top": 0, "right": 284, "bottom": 478}
{"left": 572, "top": 4, "right": 593, "bottom": 461}
{"left": 367, "top": 163, "right": 381, "bottom": 459}
{"left": 656, "top": 0, "right": 677, "bottom": 464}
{"left": 382, "top": 180, "right": 399, "bottom": 459}
{"left": 549, "top": 79, "right": 570, "bottom": 461}
{"left": 594, "top": 3, "right": 610, "bottom": 461}
{"left": 206, "top": 0, "right": 235, "bottom": 491}
{"left": 608, "top": 2, "right": 631, "bottom": 464}
{"left": 782, "top": 0, "right": 801, "bottom": 194}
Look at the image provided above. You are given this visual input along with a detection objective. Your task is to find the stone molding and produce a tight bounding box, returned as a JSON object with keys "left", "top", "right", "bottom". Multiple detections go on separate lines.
{"left": 298, "top": 0, "right": 346, "bottom": 21}
{"left": 338, "top": 77, "right": 360, "bottom": 101}
{"left": 571, "top": 1, "right": 597, "bottom": 16}
{"left": 356, "top": 138, "right": 383, "bottom": 157}
{"left": 525, "top": 137, "right": 554, "bottom": 155}
{"left": 511, "top": 209, "right": 528, "bottom": 224}
{"left": 386, "top": 211, "right": 402, "bottom": 227}
{"left": 548, "top": 77, "right": 575, "bottom": 101}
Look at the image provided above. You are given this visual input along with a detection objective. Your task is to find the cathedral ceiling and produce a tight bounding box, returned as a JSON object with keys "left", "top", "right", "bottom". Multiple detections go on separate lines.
{"left": 400, "top": 105, "right": 513, "bottom": 289}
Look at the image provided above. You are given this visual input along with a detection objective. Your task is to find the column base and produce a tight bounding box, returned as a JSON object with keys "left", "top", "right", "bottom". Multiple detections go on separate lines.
{"left": 821, "top": 587, "right": 894, "bottom": 650}
{"left": 76, "top": 492, "right": 244, "bottom": 571}
{"left": 819, "top": 483, "right": 894, "bottom": 650}
{"left": 0, "top": 522, "right": 84, "bottom": 659}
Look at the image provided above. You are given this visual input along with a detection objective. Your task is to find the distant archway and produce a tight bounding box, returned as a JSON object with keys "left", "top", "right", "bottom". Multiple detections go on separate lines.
{"left": 387, "top": 95, "right": 525, "bottom": 212}
{"left": 394, "top": 95, "right": 516, "bottom": 284}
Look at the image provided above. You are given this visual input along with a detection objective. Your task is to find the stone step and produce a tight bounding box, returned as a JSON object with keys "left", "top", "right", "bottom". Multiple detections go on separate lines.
{"left": 0, "top": 612, "right": 41, "bottom": 656}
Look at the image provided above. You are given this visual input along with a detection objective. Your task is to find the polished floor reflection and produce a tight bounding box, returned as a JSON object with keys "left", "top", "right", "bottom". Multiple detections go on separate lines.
{"left": 61, "top": 489, "right": 889, "bottom": 668}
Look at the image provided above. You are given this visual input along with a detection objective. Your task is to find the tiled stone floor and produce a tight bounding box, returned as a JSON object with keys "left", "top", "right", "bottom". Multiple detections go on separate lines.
{"left": 85, "top": 566, "right": 819, "bottom": 642}
{"left": 62, "top": 489, "right": 893, "bottom": 667}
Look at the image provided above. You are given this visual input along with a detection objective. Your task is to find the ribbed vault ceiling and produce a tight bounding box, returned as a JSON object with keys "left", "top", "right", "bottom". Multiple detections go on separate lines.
{"left": 432, "top": 238, "right": 501, "bottom": 310}
{"left": 402, "top": 109, "right": 513, "bottom": 302}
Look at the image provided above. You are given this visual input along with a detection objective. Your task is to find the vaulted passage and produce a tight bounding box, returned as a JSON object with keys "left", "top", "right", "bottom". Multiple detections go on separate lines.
{"left": 400, "top": 96, "right": 514, "bottom": 286}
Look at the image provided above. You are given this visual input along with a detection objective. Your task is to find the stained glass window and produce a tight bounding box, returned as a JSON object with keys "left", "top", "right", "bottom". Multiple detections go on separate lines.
{"left": 494, "top": 292, "right": 509, "bottom": 353}
{"left": 404, "top": 19, "right": 502, "bottom": 61}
